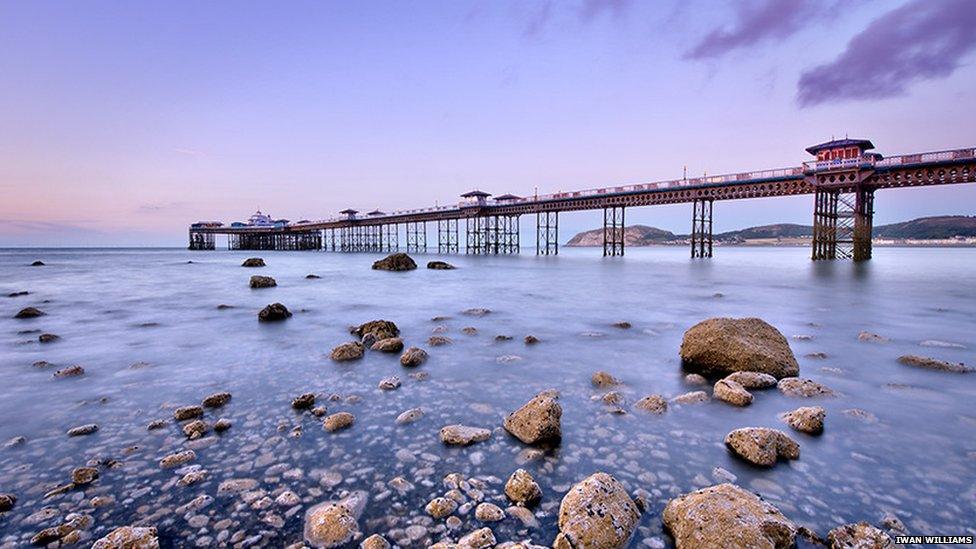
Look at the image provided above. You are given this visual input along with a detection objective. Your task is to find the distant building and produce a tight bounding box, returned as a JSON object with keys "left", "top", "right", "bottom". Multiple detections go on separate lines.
{"left": 805, "top": 138, "right": 876, "bottom": 162}
{"left": 247, "top": 210, "right": 274, "bottom": 226}
{"left": 460, "top": 190, "right": 491, "bottom": 207}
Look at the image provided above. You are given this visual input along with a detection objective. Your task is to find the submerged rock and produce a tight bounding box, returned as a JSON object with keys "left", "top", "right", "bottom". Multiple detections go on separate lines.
{"left": 372, "top": 253, "right": 417, "bottom": 271}
{"left": 714, "top": 379, "right": 753, "bottom": 406}
{"left": 331, "top": 341, "right": 365, "bottom": 362}
{"left": 503, "top": 390, "right": 562, "bottom": 445}
{"left": 361, "top": 534, "right": 391, "bottom": 549}
{"left": 591, "top": 371, "right": 621, "bottom": 387}
{"left": 897, "top": 354, "right": 973, "bottom": 373}
{"left": 671, "top": 391, "right": 709, "bottom": 405}
{"left": 39, "top": 333, "right": 60, "bottom": 344}
{"left": 827, "top": 522, "right": 893, "bottom": 548}
{"left": 66, "top": 424, "right": 99, "bottom": 437}
{"left": 53, "top": 365, "right": 84, "bottom": 378}
{"left": 427, "top": 335, "right": 453, "bottom": 346}
{"left": 354, "top": 320, "right": 400, "bottom": 341}
{"left": 324, "top": 412, "right": 355, "bottom": 432}
{"left": 427, "top": 260, "right": 456, "bottom": 270}
{"left": 92, "top": 526, "right": 159, "bottom": 549}
{"left": 780, "top": 406, "right": 826, "bottom": 434}
{"left": 459, "top": 527, "right": 496, "bottom": 548}
{"left": 858, "top": 331, "right": 888, "bottom": 343}
{"left": 0, "top": 493, "right": 17, "bottom": 512}
{"left": 306, "top": 273, "right": 322, "bottom": 279}
{"left": 174, "top": 405, "right": 204, "bottom": 421}
{"left": 475, "top": 502, "right": 505, "bottom": 522}
{"left": 554, "top": 472, "right": 641, "bottom": 549}
{"left": 725, "top": 427, "right": 800, "bottom": 467}
{"left": 71, "top": 466, "right": 99, "bottom": 485}
{"left": 634, "top": 394, "right": 668, "bottom": 414}
{"left": 241, "top": 257, "right": 265, "bottom": 267}
{"left": 724, "top": 371, "right": 778, "bottom": 389}
{"left": 684, "top": 373, "right": 708, "bottom": 385}
{"left": 31, "top": 260, "right": 45, "bottom": 266}
{"left": 292, "top": 393, "right": 316, "bottom": 410}
{"left": 425, "top": 496, "right": 458, "bottom": 519}
{"left": 680, "top": 317, "right": 799, "bottom": 379}
{"left": 440, "top": 424, "right": 491, "bottom": 446}
{"left": 304, "top": 491, "right": 368, "bottom": 548}
{"left": 202, "top": 392, "right": 231, "bottom": 408}
{"left": 14, "top": 307, "right": 45, "bottom": 319}
{"left": 258, "top": 302, "right": 291, "bottom": 321}
{"left": 371, "top": 337, "right": 404, "bottom": 353}
{"left": 778, "top": 377, "right": 835, "bottom": 397}
{"left": 159, "top": 450, "right": 196, "bottom": 469}
{"left": 400, "top": 347, "right": 428, "bottom": 367}
{"left": 505, "top": 469, "right": 542, "bottom": 506}
{"left": 395, "top": 407, "right": 424, "bottom": 425}
{"left": 663, "top": 483, "right": 796, "bottom": 549}
{"left": 524, "top": 335, "right": 540, "bottom": 345}
{"left": 378, "top": 376, "right": 401, "bottom": 391}
{"left": 249, "top": 275, "right": 277, "bottom": 288}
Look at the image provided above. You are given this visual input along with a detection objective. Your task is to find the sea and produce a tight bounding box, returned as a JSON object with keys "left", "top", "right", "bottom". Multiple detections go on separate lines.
{"left": 0, "top": 246, "right": 974, "bottom": 547}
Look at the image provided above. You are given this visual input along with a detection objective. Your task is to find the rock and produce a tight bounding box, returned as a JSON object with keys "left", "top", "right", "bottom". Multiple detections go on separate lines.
{"left": 354, "top": 320, "right": 400, "bottom": 341}
{"left": 304, "top": 491, "right": 367, "bottom": 548}
{"left": 713, "top": 379, "right": 753, "bottom": 406}
{"left": 146, "top": 419, "right": 167, "bottom": 430}
{"left": 462, "top": 308, "right": 491, "bottom": 316}
{"left": 71, "top": 467, "right": 99, "bottom": 485}
{"left": 827, "top": 522, "right": 893, "bottom": 548}
{"left": 592, "top": 371, "right": 621, "bottom": 387}
{"left": 306, "top": 273, "right": 322, "bottom": 279}
{"left": 395, "top": 408, "right": 424, "bottom": 425}
{"left": 331, "top": 341, "right": 365, "bottom": 362}
{"left": 324, "top": 412, "right": 355, "bottom": 432}
{"left": 31, "top": 260, "right": 45, "bottom": 266}
{"left": 663, "top": 483, "right": 796, "bottom": 549}
{"left": 258, "top": 302, "right": 291, "bottom": 321}
{"left": 503, "top": 390, "right": 562, "bottom": 445}
{"left": 182, "top": 419, "right": 209, "bottom": 439}
{"left": 684, "top": 373, "right": 708, "bottom": 385}
{"left": 3, "top": 436, "right": 26, "bottom": 448}
{"left": 400, "top": 347, "right": 428, "bottom": 367}
{"left": 39, "top": 333, "right": 60, "bottom": 343}
{"left": 671, "top": 391, "right": 709, "bottom": 405}
{"left": 241, "top": 257, "right": 265, "bottom": 267}
{"left": 7, "top": 290, "right": 29, "bottom": 297}
{"left": 634, "top": 394, "right": 668, "bottom": 414}
{"left": 361, "top": 534, "right": 391, "bottom": 549}
{"left": 53, "top": 365, "right": 85, "bottom": 378}
{"left": 780, "top": 406, "right": 826, "bottom": 434}
{"left": 427, "top": 261, "right": 456, "bottom": 270}
{"left": 555, "top": 472, "right": 641, "bottom": 549}
{"left": 159, "top": 450, "right": 196, "bottom": 469}
{"left": 475, "top": 502, "right": 505, "bottom": 522}
{"left": 612, "top": 321, "right": 632, "bottom": 329}
{"left": 249, "top": 275, "right": 277, "bottom": 288}
{"left": 92, "top": 526, "right": 160, "bottom": 549}
{"left": 440, "top": 425, "right": 491, "bottom": 446}
{"left": 202, "top": 392, "right": 231, "bottom": 408}
{"left": 0, "top": 493, "right": 17, "bottom": 512}
{"left": 14, "top": 307, "right": 45, "bottom": 318}
{"left": 378, "top": 376, "right": 401, "bottom": 391}
{"left": 725, "top": 427, "right": 800, "bottom": 466}
{"left": 428, "top": 335, "right": 452, "bottom": 346}
{"left": 372, "top": 253, "right": 417, "bottom": 271}
{"left": 67, "top": 424, "right": 98, "bottom": 437}
{"left": 459, "top": 527, "right": 496, "bottom": 548}
{"left": 858, "top": 331, "right": 888, "bottom": 343}
{"left": 425, "top": 496, "right": 458, "bottom": 519}
{"left": 178, "top": 470, "right": 208, "bottom": 487}
{"left": 174, "top": 405, "right": 204, "bottom": 421}
{"left": 217, "top": 478, "right": 259, "bottom": 495}
{"left": 524, "top": 335, "right": 540, "bottom": 344}
{"left": 495, "top": 334, "right": 513, "bottom": 341}
{"left": 897, "top": 355, "right": 973, "bottom": 373}
{"left": 293, "top": 393, "right": 316, "bottom": 409}
{"left": 724, "top": 371, "right": 778, "bottom": 389}
{"left": 505, "top": 469, "right": 542, "bottom": 506}
{"left": 680, "top": 317, "right": 799, "bottom": 379}
{"left": 371, "top": 337, "right": 404, "bottom": 353}
{"left": 461, "top": 326, "right": 478, "bottom": 335}
{"left": 777, "top": 377, "right": 835, "bottom": 397}
{"left": 214, "top": 418, "right": 232, "bottom": 432}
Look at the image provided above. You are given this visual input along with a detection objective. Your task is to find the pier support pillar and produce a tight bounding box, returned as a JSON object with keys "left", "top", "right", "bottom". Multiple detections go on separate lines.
{"left": 465, "top": 216, "right": 486, "bottom": 254}
{"left": 406, "top": 221, "right": 427, "bottom": 253}
{"left": 691, "top": 198, "right": 713, "bottom": 258}
{"left": 536, "top": 211, "right": 558, "bottom": 255}
{"left": 382, "top": 223, "right": 399, "bottom": 252}
{"left": 852, "top": 187, "right": 874, "bottom": 262}
{"left": 437, "top": 219, "right": 459, "bottom": 254}
{"left": 812, "top": 185, "right": 873, "bottom": 261}
{"left": 188, "top": 230, "right": 215, "bottom": 250}
{"left": 603, "top": 206, "right": 625, "bottom": 257}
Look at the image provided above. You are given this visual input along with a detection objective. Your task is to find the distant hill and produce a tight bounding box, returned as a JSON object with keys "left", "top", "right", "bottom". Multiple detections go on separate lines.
{"left": 565, "top": 216, "right": 976, "bottom": 246}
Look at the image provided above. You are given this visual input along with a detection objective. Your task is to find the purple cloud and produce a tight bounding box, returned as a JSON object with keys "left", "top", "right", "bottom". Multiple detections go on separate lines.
{"left": 580, "top": 0, "right": 634, "bottom": 22}
{"left": 797, "top": 0, "right": 976, "bottom": 107}
{"left": 686, "top": 0, "right": 817, "bottom": 59}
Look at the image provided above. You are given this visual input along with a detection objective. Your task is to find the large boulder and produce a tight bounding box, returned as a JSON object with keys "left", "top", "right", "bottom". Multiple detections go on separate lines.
{"left": 827, "top": 521, "right": 893, "bottom": 548}
{"left": 777, "top": 377, "right": 834, "bottom": 397}
{"left": 92, "top": 526, "right": 160, "bottom": 549}
{"left": 372, "top": 253, "right": 417, "bottom": 271}
{"left": 663, "top": 483, "right": 796, "bottom": 548}
{"left": 354, "top": 320, "right": 400, "bottom": 341}
{"left": 553, "top": 472, "right": 641, "bottom": 549}
{"left": 14, "top": 307, "right": 45, "bottom": 319}
{"left": 680, "top": 317, "right": 799, "bottom": 379}
{"left": 241, "top": 257, "right": 265, "bottom": 267}
{"left": 400, "top": 347, "right": 428, "bottom": 367}
{"left": 249, "top": 275, "right": 277, "bottom": 288}
{"left": 304, "top": 491, "right": 368, "bottom": 548}
{"left": 503, "top": 390, "right": 562, "bottom": 445}
{"left": 331, "top": 342, "right": 365, "bottom": 362}
{"left": 258, "top": 303, "right": 291, "bottom": 321}
{"left": 725, "top": 427, "right": 800, "bottom": 467}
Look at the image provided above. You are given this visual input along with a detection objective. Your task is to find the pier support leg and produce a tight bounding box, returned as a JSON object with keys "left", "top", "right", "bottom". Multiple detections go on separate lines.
{"left": 812, "top": 188, "right": 839, "bottom": 260}
{"left": 406, "top": 221, "right": 427, "bottom": 253}
{"left": 437, "top": 219, "right": 458, "bottom": 254}
{"left": 853, "top": 187, "right": 874, "bottom": 262}
{"left": 536, "top": 211, "right": 558, "bottom": 255}
{"left": 691, "top": 198, "right": 713, "bottom": 258}
{"left": 466, "top": 217, "right": 488, "bottom": 254}
{"left": 188, "top": 230, "right": 215, "bottom": 250}
{"left": 500, "top": 215, "right": 520, "bottom": 253}
{"left": 603, "top": 206, "right": 625, "bottom": 257}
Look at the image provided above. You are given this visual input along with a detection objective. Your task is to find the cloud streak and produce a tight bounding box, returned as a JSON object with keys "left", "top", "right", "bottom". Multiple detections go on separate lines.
{"left": 797, "top": 0, "right": 976, "bottom": 107}
{"left": 685, "top": 0, "right": 817, "bottom": 59}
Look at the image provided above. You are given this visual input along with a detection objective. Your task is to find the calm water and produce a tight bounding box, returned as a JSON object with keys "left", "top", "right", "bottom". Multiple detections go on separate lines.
{"left": 1, "top": 247, "right": 974, "bottom": 547}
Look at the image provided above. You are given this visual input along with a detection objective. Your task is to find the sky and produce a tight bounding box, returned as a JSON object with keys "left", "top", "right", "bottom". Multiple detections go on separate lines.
{"left": 1, "top": 0, "right": 975, "bottom": 247}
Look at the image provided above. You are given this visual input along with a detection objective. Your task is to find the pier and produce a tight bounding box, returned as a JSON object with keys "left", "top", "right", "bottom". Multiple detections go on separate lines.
{"left": 189, "top": 139, "right": 976, "bottom": 261}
